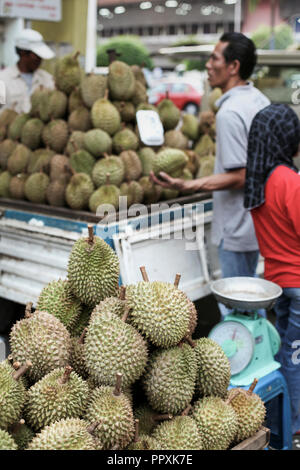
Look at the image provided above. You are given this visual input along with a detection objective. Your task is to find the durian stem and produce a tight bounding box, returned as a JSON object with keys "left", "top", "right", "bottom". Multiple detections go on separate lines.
{"left": 59, "top": 365, "right": 73, "bottom": 384}
{"left": 73, "top": 51, "right": 80, "bottom": 60}
{"left": 103, "top": 152, "right": 109, "bottom": 159}
{"left": 181, "top": 405, "right": 192, "bottom": 416}
{"left": 86, "top": 421, "right": 101, "bottom": 435}
{"left": 248, "top": 378, "right": 258, "bottom": 395}
{"left": 121, "top": 305, "right": 131, "bottom": 323}
{"left": 7, "top": 354, "right": 14, "bottom": 364}
{"left": 225, "top": 390, "right": 240, "bottom": 405}
{"left": 119, "top": 286, "right": 126, "bottom": 300}
{"left": 153, "top": 413, "right": 173, "bottom": 422}
{"left": 134, "top": 419, "right": 139, "bottom": 443}
{"left": 78, "top": 328, "right": 87, "bottom": 345}
{"left": 12, "top": 361, "right": 21, "bottom": 370}
{"left": 9, "top": 419, "right": 25, "bottom": 434}
{"left": 107, "top": 49, "right": 120, "bottom": 64}
{"left": 105, "top": 173, "right": 111, "bottom": 186}
{"left": 165, "top": 90, "right": 169, "bottom": 100}
{"left": 25, "top": 302, "right": 33, "bottom": 318}
{"left": 174, "top": 273, "right": 181, "bottom": 288}
{"left": 140, "top": 266, "right": 149, "bottom": 282}
{"left": 104, "top": 89, "right": 109, "bottom": 100}
{"left": 88, "top": 225, "right": 94, "bottom": 245}
{"left": 12, "top": 361, "right": 32, "bottom": 381}
{"left": 113, "top": 373, "right": 123, "bottom": 396}
{"left": 185, "top": 336, "right": 196, "bottom": 348}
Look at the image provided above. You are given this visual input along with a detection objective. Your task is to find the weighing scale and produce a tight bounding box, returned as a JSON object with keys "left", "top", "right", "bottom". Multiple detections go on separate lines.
{"left": 209, "top": 277, "right": 283, "bottom": 386}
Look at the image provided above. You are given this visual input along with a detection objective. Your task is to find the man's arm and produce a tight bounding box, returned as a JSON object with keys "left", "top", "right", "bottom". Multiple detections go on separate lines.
{"left": 150, "top": 168, "right": 246, "bottom": 193}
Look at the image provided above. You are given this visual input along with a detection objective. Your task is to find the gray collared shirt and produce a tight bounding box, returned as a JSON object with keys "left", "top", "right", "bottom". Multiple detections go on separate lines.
{"left": 212, "top": 82, "right": 270, "bottom": 251}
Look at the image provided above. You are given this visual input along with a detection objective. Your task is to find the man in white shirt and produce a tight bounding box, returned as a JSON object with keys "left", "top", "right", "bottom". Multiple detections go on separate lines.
{"left": 0, "top": 29, "right": 55, "bottom": 114}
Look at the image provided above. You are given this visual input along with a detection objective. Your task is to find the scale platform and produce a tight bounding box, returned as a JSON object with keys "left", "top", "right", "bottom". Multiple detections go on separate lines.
{"left": 209, "top": 277, "right": 282, "bottom": 386}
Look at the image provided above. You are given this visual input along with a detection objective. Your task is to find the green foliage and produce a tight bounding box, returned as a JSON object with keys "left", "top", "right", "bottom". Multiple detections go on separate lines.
{"left": 97, "top": 36, "right": 153, "bottom": 69}
{"left": 184, "top": 59, "right": 207, "bottom": 72}
{"left": 251, "top": 23, "right": 295, "bottom": 50}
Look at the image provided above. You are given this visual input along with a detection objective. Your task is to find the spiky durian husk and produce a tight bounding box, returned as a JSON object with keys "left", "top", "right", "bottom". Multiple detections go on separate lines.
{"left": 120, "top": 150, "right": 142, "bottom": 181}
{"left": 90, "top": 297, "right": 125, "bottom": 323}
{"left": 67, "top": 235, "right": 120, "bottom": 307}
{"left": 24, "top": 367, "right": 89, "bottom": 431}
{"left": 192, "top": 396, "right": 238, "bottom": 450}
{"left": 91, "top": 98, "right": 121, "bottom": 136}
{"left": 112, "top": 128, "right": 139, "bottom": 154}
{"left": 71, "top": 304, "right": 93, "bottom": 337}
{"left": 65, "top": 173, "right": 94, "bottom": 211}
{"left": 108, "top": 61, "right": 136, "bottom": 101}
{"left": 0, "top": 361, "right": 27, "bottom": 429}
{"left": 27, "top": 418, "right": 96, "bottom": 450}
{"left": 24, "top": 172, "right": 49, "bottom": 204}
{"left": 127, "top": 434, "right": 162, "bottom": 450}
{"left": 91, "top": 155, "right": 125, "bottom": 188}
{"left": 0, "top": 429, "right": 18, "bottom": 450}
{"left": 125, "top": 281, "right": 191, "bottom": 348}
{"left": 227, "top": 388, "right": 266, "bottom": 443}
{"left": 37, "top": 279, "right": 82, "bottom": 331}
{"left": 153, "top": 148, "right": 188, "bottom": 177}
{"left": 194, "top": 337, "right": 231, "bottom": 399}
{"left": 55, "top": 54, "right": 81, "bottom": 95}
{"left": 9, "top": 311, "right": 71, "bottom": 383}
{"left": 85, "top": 386, "right": 135, "bottom": 450}
{"left": 84, "top": 310, "right": 148, "bottom": 388}
{"left": 83, "top": 129, "right": 112, "bottom": 157}
{"left": 142, "top": 344, "right": 196, "bottom": 415}
{"left": 69, "top": 336, "right": 88, "bottom": 379}
{"left": 152, "top": 416, "right": 202, "bottom": 450}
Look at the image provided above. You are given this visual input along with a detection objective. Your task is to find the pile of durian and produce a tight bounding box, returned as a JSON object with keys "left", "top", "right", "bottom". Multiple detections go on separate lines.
{"left": 0, "top": 53, "right": 217, "bottom": 213}
{"left": 0, "top": 228, "right": 266, "bottom": 450}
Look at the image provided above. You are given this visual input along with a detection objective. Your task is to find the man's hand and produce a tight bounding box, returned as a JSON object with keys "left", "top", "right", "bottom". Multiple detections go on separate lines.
{"left": 150, "top": 171, "right": 198, "bottom": 193}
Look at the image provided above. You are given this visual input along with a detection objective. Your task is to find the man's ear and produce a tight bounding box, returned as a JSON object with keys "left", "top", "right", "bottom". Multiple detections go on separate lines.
{"left": 229, "top": 59, "right": 241, "bottom": 76}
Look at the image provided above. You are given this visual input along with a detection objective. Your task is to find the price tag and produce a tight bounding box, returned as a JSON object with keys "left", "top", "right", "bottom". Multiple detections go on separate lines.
{"left": 136, "top": 110, "right": 164, "bottom": 146}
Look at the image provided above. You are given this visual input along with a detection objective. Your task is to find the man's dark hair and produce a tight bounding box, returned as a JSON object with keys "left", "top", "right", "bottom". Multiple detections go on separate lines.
{"left": 15, "top": 47, "right": 31, "bottom": 57}
{"left": 220, "top": 32, "right": 257, "bottom": 80}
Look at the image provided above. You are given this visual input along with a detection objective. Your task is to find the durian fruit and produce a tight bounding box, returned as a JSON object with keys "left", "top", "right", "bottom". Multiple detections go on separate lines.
{"left": 42, "top": 119, "right": 69, "bottom": 154}
{"left": 9, "top": 173, "right": 28, "bottom": 200}
{"left": 89, "top": 174, "right": 120, "bottom": 213}
{"left": 83, "top": 128, "right": 112, "bottom": 158}
{"left": 91, "top": 94, "right": 121, "bottom": 136}
{"left": 0, "top": 139, "right": 18, "bottom": 170}
{"left": 139, "top": 176, "right": 162, "bottom": 204}
{"left": 24, "top": 172, "right": 49, "bottom": 203}
{"left": 30, "top": 87, "right": 51, "bottom": 119}
{"left": 194, "top": 134, "right": 215, "bottom": 158}
{"left": 131, "top": 64, "right": 147, "bottom": 87}
{"left": 69, "top": 149, "right": 95, "bottom": 176}
{"left": 153, "top": 148, "right": 188, "bottom": 177}
{"left": 27, "top": 148, "right": 55, "bottom": 175}
{"left": 164, "top": 130, "right": 189, "bottom": 150}
{"left": 125, "top": 276, "right": 192, "bottom": 348}
{"left": 127, "top": 419, "right": 162, "bottom": 450}
{"left": 21, "top": 118, "right": 44, "bottom": 150}
{"left": 89, "top": 295, "right": 126, "bottom": 323}
{"left": 70, "top": 305, "right": 93, "bottom": 337}
{"left": 0, "top": 360, "right": 29, "bottom": 429}
{"left": 198, "top": 110, "right": 216, "bottom": 137}
{"left": 65, "top": 130, "right": 85, "bottom": 156}
{"left": 120, "top": 150, "right": 142, "bottom": 181}
{"left": 84, "top": 373, "right": 135, "bottom": 450}
{"left": 0, "top": 429, "right": 18, "bottom": 450}
{"left": 136, "top": 103, "right": 158, "bottom": 113}
{"left": 189, "top": 337, "right": 231, "bottom": 399}
{"left": 24, "top": 366, "right": 89, "bottom": 431}
{"left": 208, "top": 87, "right": 222, "bottom": 113}
{"left": 227, "top": 379, "right": 266, "bottom": 443}
{"left": 196, "top": 154, "right": 215, "bottom": 178}
{"left": 9, "top": 306, "right": 71, "bottom": 383}
{"left": 84, "top": 303, "right": 148, "bottom": 388}
{"left": 138, "top": 147, "right": 156, "bottom": 176}
{"left": 113, "top": 127, "right": 139, "bottom": 154}
{"left": 46, "top": 178, "right": 67, "bottom": 207}
{"left": 27, "top": 418, "right": 97, "bottom": 450}
{"left": 36, "top": 279, "right": 82, "bottom": 332}
{"left": 108, "top": 61, "right": 136, "bottom": 101}
{"left": 8, "top": 419, "right": 35, "bottom": 450}
{"left": 143, "top": 344, "right": 197, "bottom": 415}
{"left": 8, "top": 113, "right": 30, "bottom": 141}
{"left": 0, "top": 108, "right": 18, "bottom": 129}
{"left": 92, "top": 153, "right": 125, "bottom": 188}
{"left": 67, "top": 227, "right": 120, "bottom": 307}
{"left": 120, "top": 181, "right": 144, "bottom": 207}
{"left": 69, "top": 330, "right": 89, "bottom": 379}
{"left": 0, "top": 170, "right": 12, "bottom": 197}
{"left": 65, "top": 172, "right": 94, "bottom": 210}
{"left": 68, "top": 88, "right": 85, "bottom": 114}
{"left": 152, "top": 414, "right": 202, "bottom": 450}
{"left": 184, "top": 150, "right": 199, "bottom": 176}
{"left": 162, "top": 188, "right": 179, "bottom": 201}
{"left": 7, "top": 143, "right": 31, "bottom": 175}
{"left": 158, "top": 98, "right": 181, "bottom": 131}
{"left": 113, "top": 101, "right": 136, "bottom": 123}
{"left": 181, "top": 113, "right": 199, "bottom": 141}
{"left": 68, "top": 106, "right": 92, "bottom": 133}
{"left": 49, "top": 154, "right": 71, "bottom": 183}
{"left": 132, "top": 81, "right": 148, "bottom": 106}
{"left": 81, "top": 73, "right": 108, "bottom": 108}
{"left": 192, "top": 395, "right": 238, "bottom": 450}
{"left": 55, "top": 52, "right": 82, "bottom": 95}
{"left": 0, "top": 126, "right": 6, "bottom": 142}
{"left": 46, "top": 89, "right": 68, "bottom": 120}
{"left": 134, "top": 404, "right": 172, "bottom": 436}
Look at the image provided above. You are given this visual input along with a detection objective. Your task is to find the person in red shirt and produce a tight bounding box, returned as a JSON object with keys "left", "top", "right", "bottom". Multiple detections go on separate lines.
{"left": 244, "top": 103, "right": 300, "bottom": 435}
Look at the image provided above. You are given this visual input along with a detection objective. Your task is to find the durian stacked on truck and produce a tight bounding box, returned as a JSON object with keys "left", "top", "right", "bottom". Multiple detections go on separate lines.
{"left": 0, "top": 228, "right": 266, "bottom": 450}
{"left": 0, "top": 53, "right": 218, "bottom": 214}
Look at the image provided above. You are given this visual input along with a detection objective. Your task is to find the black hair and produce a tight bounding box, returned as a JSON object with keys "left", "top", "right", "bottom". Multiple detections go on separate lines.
{"left": 15, "top": 47, "right": 31, "bottom": 56}
{"left": 220, "top": 32, "right": 257, "bottom": 80}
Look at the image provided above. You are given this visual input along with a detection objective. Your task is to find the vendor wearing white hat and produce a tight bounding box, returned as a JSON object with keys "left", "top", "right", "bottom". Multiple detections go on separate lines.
{"left": 0, "top": 29, "right": 55, "bottom": 114}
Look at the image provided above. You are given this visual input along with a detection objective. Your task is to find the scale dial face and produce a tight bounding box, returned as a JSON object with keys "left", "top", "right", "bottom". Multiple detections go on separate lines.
{"left": 209, "top": 320, "right": 254, "bottom": 376}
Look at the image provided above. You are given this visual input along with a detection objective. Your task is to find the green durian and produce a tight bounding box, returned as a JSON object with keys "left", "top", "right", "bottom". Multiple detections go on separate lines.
{"left": 83, "top": 129, "right": 112, "bottom": 157}
{"left": 112, "top": 127, "right": 139, "bottom": 154}
{"left": 91, "top": 95, "right": 121, "bottom": 136}
{"left": 69, "top": 149, "right": 95, "bottom": 176}
{"left": 9, "top": 173, "right": 28, "bottom": 199}
{"left": 0, "top": 139, "right": 18, "bottom": 170}
{"left": 153, "top": 148, "right": 188, "bottom": 177}
{"left": 68, "top": 106, "right": 92, "bottom": 132}
{"left": 152, "top": 416, "right": 202, "bottom": 450}
{"left": 8, "top": 113, "right": 30, "bottom": 140}
{"left": 65, "top": 172, "right": 94, "bottom": 210}
{"left": 7, "top": 143, "right": 31, "bottom": 175}
{"left": 92, "top": 154, "right": 125, "bottom": 188}
{"left": 80, "top": 73, "right": 107, "bottom": 108}
{"left": 55, "top": 52, "right": 82, "bottom": 95}
{"left": 0, "top": 360, "right": 28, "bottom": 430}
{"left": 158, "top": 99, "right": 180, "bottom": 131}
{"left": 0, "top": 170, "right": 12, "bottom": 197}
{"left": 24, "top": 172, "right": 49, "bottom": 203}
{"left": 108, "top": 61, "right": 136, "bottom": 101}
{"left": 0, "top": 429, "right": 18, "bottom": 450}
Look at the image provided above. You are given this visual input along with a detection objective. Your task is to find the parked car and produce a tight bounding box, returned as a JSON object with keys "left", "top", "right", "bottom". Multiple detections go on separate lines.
{"left": 147, "top": 81, "right": 202, "bottom": 115}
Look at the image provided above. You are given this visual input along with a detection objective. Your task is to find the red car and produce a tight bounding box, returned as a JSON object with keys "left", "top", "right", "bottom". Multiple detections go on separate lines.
{"left": 147, "top": 81, "right": 202, "bottom": 115}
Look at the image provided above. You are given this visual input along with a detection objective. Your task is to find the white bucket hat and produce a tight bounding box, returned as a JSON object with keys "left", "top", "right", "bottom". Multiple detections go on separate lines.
{"left": 15, "top": 29, "right": 55, "bottom": 60}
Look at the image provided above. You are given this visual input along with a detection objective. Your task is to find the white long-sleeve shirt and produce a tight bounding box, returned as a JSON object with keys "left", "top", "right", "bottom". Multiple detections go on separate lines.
{"left": 0, "top": 64, "right": 55, "bottom": 114}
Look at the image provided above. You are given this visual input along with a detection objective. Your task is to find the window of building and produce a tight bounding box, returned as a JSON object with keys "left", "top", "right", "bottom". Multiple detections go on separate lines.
{"left": 203, "top": 23, "right": 210, "bottom": 34}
